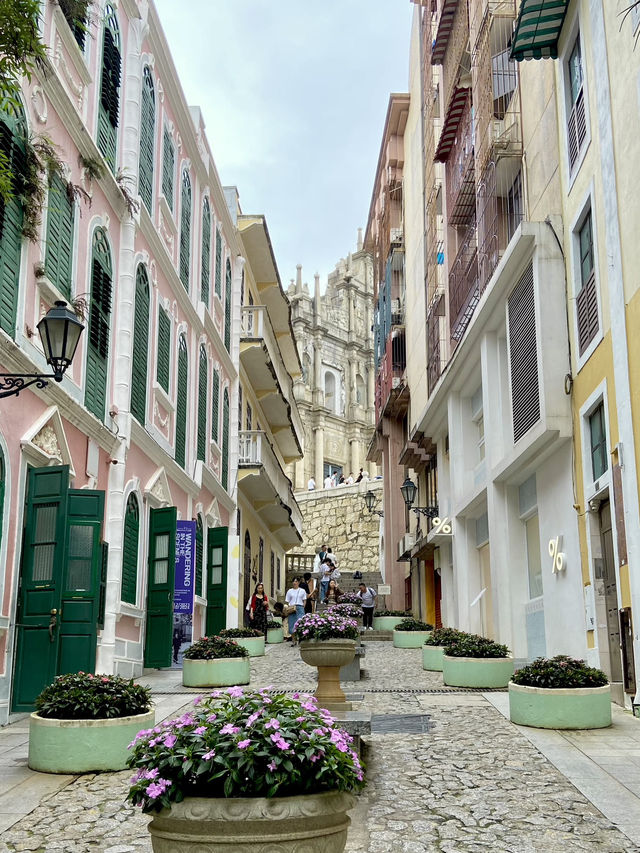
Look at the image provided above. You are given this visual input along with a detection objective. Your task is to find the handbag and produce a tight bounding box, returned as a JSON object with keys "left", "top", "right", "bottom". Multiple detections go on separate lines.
{"left": 282, "top": 604, "right": 296, "bottom": 617}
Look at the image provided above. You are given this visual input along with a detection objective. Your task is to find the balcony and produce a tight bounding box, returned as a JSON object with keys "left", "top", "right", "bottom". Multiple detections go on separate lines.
{"left": 240, "top": 305, "right": 304, "bottom": 464}
{"left": 374, "top": 329, "right": 408, "bottom": 422}
{"left": 445, "top": 95, "right": 476, "bottom": 227}
{"left": 449, "top": 220, "right": 479, "bottom": 342}
{"left": 238, "top": 430, "right": 303, "bottom": 548}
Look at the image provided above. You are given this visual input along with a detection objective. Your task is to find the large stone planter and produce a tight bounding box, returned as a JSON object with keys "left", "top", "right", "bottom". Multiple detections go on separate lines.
{"left": 183, "top": 657, "right": 250, "bottom": 688}
{"left": 28, "top": 709, "right": 155, "bottom": 773}
{"left": 147, "top": 790, "right": 355, "bottom": 852}
{"left": 422, "top": 644, "right": 445, "bottom": 672}
{"left": 393, "top": 629, "right": 432, "bottom": 649}
{"left": 508, "top": 682, "right": 612, "bottom": 729}
{"left": 228, "top": 636, "right": 265, "bottom": 657}
{"left": 266, "top": 626, "right": 284, "bottom": 644}
{"left": 442, "top": 655, "right": 514, "bottom": 688}
{"left": 373, "top": 616, "right": 406, "bottom": 631}
{"left": 299, "top": 638, "right": 357, "bottom": 711}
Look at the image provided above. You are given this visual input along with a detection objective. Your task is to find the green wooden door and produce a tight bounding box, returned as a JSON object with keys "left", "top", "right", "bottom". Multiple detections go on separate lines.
{"left": 144, "top": 506, "right": 176, "bottom": 667}
{"left": 12, "top": 468, "right": 104, "bottom": 711}
{"left": 205, "top": 526, "right": 227, "bottom": 636}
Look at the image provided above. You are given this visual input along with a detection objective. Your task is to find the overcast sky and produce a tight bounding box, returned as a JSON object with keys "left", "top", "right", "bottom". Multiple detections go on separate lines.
{"left": 153, "top": 0, "right": 414, "bottom": 290}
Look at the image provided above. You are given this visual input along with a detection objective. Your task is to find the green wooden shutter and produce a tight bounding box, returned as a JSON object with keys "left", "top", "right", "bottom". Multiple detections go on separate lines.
{"left": 0, "top": 108, "right": 26, "bottom": 337}
{"left": 224, "top": 258, "right": 232, "bottom": 352}
{"left": 44, "top": 173, "right": 74, "bottom": 299}
{"left": 175, "top": 335, "right": 188, "bottom": 468}
{"left": 195, "top": 515, "right": 203, "bottom": 597}
{"left": 85, "top": 229, "right": 112, "bottom": 420}
{"left": 157, "top": 307, "right": 171, "bottom": 393}
{"left": 206, "top": 526, "right": 228, "bottom": 635}
{"left": 97, "top": 6, "right": 120, "bottom": 172}
{"left": 214, "top": 228, "right": 222, "bottom": 297}
{"left": 162, "top": 128, "right": 174, "bottom": 212}
{"left": 211, "top": 368, "right": 220, "bottom": 443}
{"left": 98, "top": 540, "right": 108, "bottom": 630}
{"left": 197, "top": 344, "right": 207, "bottom": 462}
{"left": 138, "top": 66, "right": 155, "bottom": 214}
{"left": 60, "top": 1, "right": 88, "bottom": 50}
{"left": 201, "top": 198, "right": 211, "bottom": 305}
{"left": 179, "top": 170, "right": 191, "bottom": 291}
{"left": 120, "top": 493, "right": 139, "bottom": 604}
{"left": 222, "top": 387, "right": 229, "bottom": 489}
{"left": 131, "top": 265, "right": 150, "bottom": 423}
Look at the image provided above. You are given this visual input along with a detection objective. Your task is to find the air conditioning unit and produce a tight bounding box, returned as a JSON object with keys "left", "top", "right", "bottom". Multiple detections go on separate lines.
{"left": 390, "top": 227, "right": 404, "bottom": 245}
{"left": 397, "top": 533, "right": 415, "bottom": 560}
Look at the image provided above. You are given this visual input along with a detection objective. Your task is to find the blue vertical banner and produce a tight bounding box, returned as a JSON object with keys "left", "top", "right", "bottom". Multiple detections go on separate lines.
{"left": 173, "top": 520, "right": 196, "bottom": 667}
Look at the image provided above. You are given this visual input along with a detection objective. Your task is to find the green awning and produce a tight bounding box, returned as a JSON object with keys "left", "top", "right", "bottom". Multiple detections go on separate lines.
{"left": 510, "top": 0, "right": 570, "bottom": 62}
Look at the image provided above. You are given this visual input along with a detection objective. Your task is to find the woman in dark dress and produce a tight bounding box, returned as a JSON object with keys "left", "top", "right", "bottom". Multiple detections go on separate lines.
{"left": 249, "top": 583, "right": 269, "bottom": 637}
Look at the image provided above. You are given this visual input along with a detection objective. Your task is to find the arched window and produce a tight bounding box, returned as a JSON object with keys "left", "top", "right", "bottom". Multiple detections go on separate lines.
{"left": 85, "top": 228, "right": 113, "bottom": 420}
{"left": 201, "top": 197, "right": 211, "bottom": 305}
{"left": 179, "top": 170, "right": 191, "bottom": 290}
{"left": 0, "top": 100, "right": 27, "bottom": 337}
{"left": 324, "top": 372, "right": 336, "bottom": 412}
{"left": 222, "top": 387, "right": 230, "bottom": 489}
{"left": 175, "top": 335, "right": 188, "bottom": 467}
{"left": 97, "top": 5, "right": 121, "bottom": 172}
{"left": 224, "top": 258, "right": 232, "bottom": 352}
{"left": 197, "top": 344, "right": 208, "bottom": 462}
{"left": 211, "top": 367, "right": 220, "bottom": 443}
{"left": 214, "top": 228, "right": 222, "bottom": 297}
{"left": 356, "top": 374, "right": 365, "bottom": 406}
{"left": 131, "top": 264, "right": 150, "bottom": 423}
{"left": 138, "top": 66, "right": 155, "bottom": 214}
{"left": 45, "top": 173, "right": 74, "bottom": 299}
{"left": 195, "top": 515, "right": 203, "bottom": 597}
{"left": 121, "top": 494, "right": 140, "bottom": 604}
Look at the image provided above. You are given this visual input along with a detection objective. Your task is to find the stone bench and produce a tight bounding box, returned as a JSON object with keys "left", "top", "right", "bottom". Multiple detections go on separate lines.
{"left": 340, "top": 644, "right": 365, "bottom": 682}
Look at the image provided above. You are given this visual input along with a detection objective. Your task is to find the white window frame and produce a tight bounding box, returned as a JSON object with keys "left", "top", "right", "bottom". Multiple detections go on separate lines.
{"left": 558, "top": 13, "right": 591, "bottom": 189}
{"left": 569, "top": 182, "right": 603, "bottom": 372}
{"left": 579, "top": 381, "right": 612, "bottom": 502}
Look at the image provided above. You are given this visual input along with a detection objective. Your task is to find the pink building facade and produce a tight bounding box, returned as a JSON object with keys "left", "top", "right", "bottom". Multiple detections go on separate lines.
{"left": 0, "top": 0, "right": 246, "bottom": 722}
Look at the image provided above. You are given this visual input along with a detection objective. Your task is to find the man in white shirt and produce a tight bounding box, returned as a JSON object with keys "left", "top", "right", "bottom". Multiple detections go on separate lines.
{"left": 324, "top": 475, "right": 333, "bottom": 489}
{"left": 357, "top": 583, "right": 377, "bottom": 630}
{"left": 285, "top": 577, "right": 307, "bottom": 641}
{"left": 307, "top": 477, "right": 316, "bottom": 490}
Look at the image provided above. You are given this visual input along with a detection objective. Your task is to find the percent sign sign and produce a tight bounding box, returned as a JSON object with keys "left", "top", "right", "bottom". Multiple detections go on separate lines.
{"left": 548, "top": 536, "right": 567, "bottom": 573}
{"left": 432, "top": 516, "right": 452, "bottom": 535}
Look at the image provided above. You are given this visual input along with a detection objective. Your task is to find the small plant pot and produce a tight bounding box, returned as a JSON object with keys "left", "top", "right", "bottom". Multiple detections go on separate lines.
{"left": 373, "top": 616, "right": 406, "bottom": 631}
{"left": 422, "top": 644, "right": 445, "bottom": 671}
{"left": 508, "top": 682, "right": 612, "bottom": 729}
{"left": 442, "top": 655, "right": 514, "bottom": 688}
{"left": 230, "top": 636, "right": 265, "bottom": 657}
{"left": 393, "top": 629, "right": 432, "bottom": 649}
{"left": 28, "top": 709, "right": 155, "bottom": 773}
{"left": 183, "top": 657, "right": 250, "bottom": 688}
{"left": 266, "top": 627, "right": 284, "bottom": 644}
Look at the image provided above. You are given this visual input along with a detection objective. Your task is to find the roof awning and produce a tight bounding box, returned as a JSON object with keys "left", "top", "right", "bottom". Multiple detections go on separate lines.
{"left": 510, "top": 0, "right": 570, "bottom": 62}
{"left": 431, "top": 0, "right": 457, "bottom": 65}
{"left": 433, "top": 87, "right": 469, "bottom": 163}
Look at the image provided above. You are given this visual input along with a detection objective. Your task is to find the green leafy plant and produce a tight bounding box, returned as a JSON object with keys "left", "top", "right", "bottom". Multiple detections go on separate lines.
{"left": 78, "top": 152, "right": 104, "bottom": 183}
{"left": 338, "top": 592, "right": 361, "bottom": 605}
{"left": 266, "top": 622, "right": 283, "bottom": 632}
{"left": 375, "top": 610, "right": 411, "bottom": 617}
{"left": 35, "top": 672, "right": 151, "bottom": 720}
{"left": 115, "top": 168, "right": 140, "bottom": 217}
{"left": 394, "top": 618, "right": 434, "bottom": 632}
{"left": 218, "top": 627, "right": 263, "bottom": 639}
{"left": 424, "top": 627, "right": 467, "bottom": 647}
{"left": 444, "top": 634, "right": 509, "bottom": 659}
{"left": 127, "top": 688, "right": 365, "bottom": 813}
{"left": 183, "top": 636, "right": 248, "bottom": 660}
{"left": 512, "top": 655, "right": 608, "bottom": 689}
{"left": 293, "top": 612, "right": 360, "bottom": 642}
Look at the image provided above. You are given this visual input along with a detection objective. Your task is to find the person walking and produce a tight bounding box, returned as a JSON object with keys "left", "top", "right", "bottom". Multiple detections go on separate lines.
{"left": 285, "top": 577, "right": 307, "bottom": 639}
{"left": 357, "top": 582, "right": 377, "bottom": 630}
{"left": 323, "top": 578, "right": 344, "bottom": 605}
{"left": 313, "top": 543, "right": 328, "bottom": 574}
{"left": 319, "top": 557, "right": 334, "bottom": 602}
{"left": 301, "top": 572, "right": 316, "bottom": 614}
{"left": 249, "top": 582, "right": 269, "bottom": 638}
{"left": 307, "top": 476, "right": 316, "bottom": 491}
{"left": 324, "top": 473, "right": 333, "bottom": 489}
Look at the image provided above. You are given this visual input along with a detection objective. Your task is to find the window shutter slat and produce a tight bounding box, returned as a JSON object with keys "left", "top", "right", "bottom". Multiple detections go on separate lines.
{"left": 201, "top": 199, "right": 211, "bottom": 305}
{"left": 131, "top": 265, "right": 150, "bottom": 423}
{"left": 211, "top": 368, "right": 220, "bottom": 443}
{"left": 85, "top": 229, "right": 112, "bottom": 420}
{"left": 157, "top": 308, "right": 171, "bottom": 392}
{"left": 97, "top": 9, "right": 120, "bottom": 172}
{"left": 197, "top": 345, "right": 208, "bottom": 462}
{"left": 175, "top": 336, "right": 188, "bottom": 468}
{"left": 138, "top": 67, "right": 155, "bottom": 214}
{"left": 222, "top": 388, "right": 230, "bottom": 490}
{"left": 121, "top": 494, "right": 139, "bottom": 604}
{"left": 214, "top": 228, "right": 222, "bottom": 297}
{"left": 45, "top": 174, "right": 74, "bottom": 299}
{"left": 179, "top": 171, "right": 191, "bottom": 290}
{"left": 508, "top": 262, "right": 540, "bottom": 442}
{"left": 162, "top": 129, "right": 174, "bottom": 211}
{"left": 224, "top": 258, "right": 232, "bottom": 351}
{"left": 0, "top": 113, "right": 25, "bottom": 336}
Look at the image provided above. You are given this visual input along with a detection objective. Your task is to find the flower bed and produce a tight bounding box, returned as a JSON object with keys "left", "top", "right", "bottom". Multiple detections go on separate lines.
{"left": 393, "top": 618, "right": 434, "bottom": 649}
{"left": 373, "top": 610, "right": 410, "bottom": 631}
{"left": 328, "top": 603, "right": 363, "bottom": 620}
{"left": 422, "top": 628, "right": 466, "bottom": 672}
{"left": 219, "top": 628, "right": 265, "bottom": 657}
{"left": 183, "top": 637, "right": 250, "bottom": 688}
{"left": 266, "top": 622, "right": 284, "bottom": 644}
{"left": 442, "top": 635, "right": 513, "bottom": 688}
{"left": 337, "top": 592, "right": 361, "bottom": 606}
{"left": 293, "top": 612, "right": 360, "bottom": 643}
{"left": 35, "top": 672, "right": 151, "bottom": 720}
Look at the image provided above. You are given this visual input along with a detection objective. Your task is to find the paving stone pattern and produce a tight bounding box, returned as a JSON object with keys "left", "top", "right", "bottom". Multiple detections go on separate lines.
{"left": 1, "top": 643, "right": 638, "bottom": 853}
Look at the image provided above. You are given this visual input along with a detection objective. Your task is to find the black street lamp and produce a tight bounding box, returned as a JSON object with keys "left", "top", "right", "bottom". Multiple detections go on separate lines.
{"left": 363, "top": 490, "right": 384, "bottom": 517}
{"left": 0, "top": 301, "right": 84, "bottom": 399}
{"left": 400, "top": 476, "right": 438, "bottom": 518}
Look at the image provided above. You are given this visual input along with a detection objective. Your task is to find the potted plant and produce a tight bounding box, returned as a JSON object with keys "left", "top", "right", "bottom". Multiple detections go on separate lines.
{"left": 183, "top": 637, "right": 250, "bottom": 688}
{"left": 337, "top": 591, "right": 361, "bottom": 605}
{"left": 392, "top": 618, "right": 434, "bottom": 649}
{"left": 442, "top": 634, "right": 514, "bottom": 688}
{"left": 509, "top": 655, "right": 611, "bottom": 729}
{"left": 422, "top": 628, "right": 466, "bottom": 672}
{"left": 328, "top": 602, "right": 364, "bottom": 621}
{"left": 293, "top": 612, "right": 359, "bottom": 710}
{"left": 373, "top": 610, "right": 411, "bottom": 631}
{"left": 219, "top": 627, "right": 265, "bottom": 657}
{"left": 127, "top": 687, "right": 364, "bottom": 852}
{"left": 29, "top": 672, "right": 153, "bottom": 774}
{"left": 266, "top": 621, "right": 284, "bottom": 644}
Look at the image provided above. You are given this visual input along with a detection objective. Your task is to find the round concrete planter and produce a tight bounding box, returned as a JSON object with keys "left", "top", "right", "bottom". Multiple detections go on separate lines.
{"left": 227, "top": 636, "right": 265, "bottom": 657}
{"left": 422, "top": 644, "right": 445, "bottom": 672}
{"left": 442, "top": 655, "right": 514, "bottom": 688}
{"left": 266, "top": 626, "right": 284, "bottom": 644}
{"left": 393, "top": 629, "right": 432, "bottom": 649}
{"left": 147, "top": 790, "right": 355, "bottom": 852}
{"left": 373, "top": 616, "right": 406, "bottom": 631}
{"left": 299, "top": 639, "right": 357, "bottom": 710}
{"left": 28, "top": 709, "right": 155, "bottom": 773}
{"left": 508, "top": 682, "right": 612, "bottom": 729}
{"left": 183, "top": 657, "right": 250, "bottom": 688}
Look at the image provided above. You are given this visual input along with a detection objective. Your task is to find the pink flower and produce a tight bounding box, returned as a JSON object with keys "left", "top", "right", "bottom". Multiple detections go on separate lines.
{"left": 221, "top": 724, "right": 240, "bottom": 735}
{"left": 193, "top": 696, "right": 202, "bottom": 706}
{"left": 265, "top": 718, "right": 280, "bottom": 731}
{"left": 267, "top": 760, "right": 277, "bottom": 771}
{"left": 206, "top": 713, "right": 217, "bottom": 722}
{"left": 226, "top": 686, "right": 244, "bottom": 698}
{"left": 101, "top": 677, "right": 110, "bottom": 682}
{"left": 145, "top": 778, "right": 170, "bottom": 799}
{"left": 193, "top": 726, "right": 206, "bottom": 735}
{"left": 163, "top": 735, "right": 177, "bottom": 748}
{"left": 143, "top": 768, "right": 159, "bottom": 779}
{"left": 237, "top": 739, "right": 251, "bottom": 749}
{"left": 203, "top": 749, "right": 216, "bottom": 760}
{"left": 246, "top": 712, "right": 261, "bottom": 727}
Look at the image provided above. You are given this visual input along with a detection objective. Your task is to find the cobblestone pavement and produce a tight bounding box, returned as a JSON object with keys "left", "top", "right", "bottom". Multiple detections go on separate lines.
{"left": 1, "top": 642, "right": 638, "bottom": 852}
